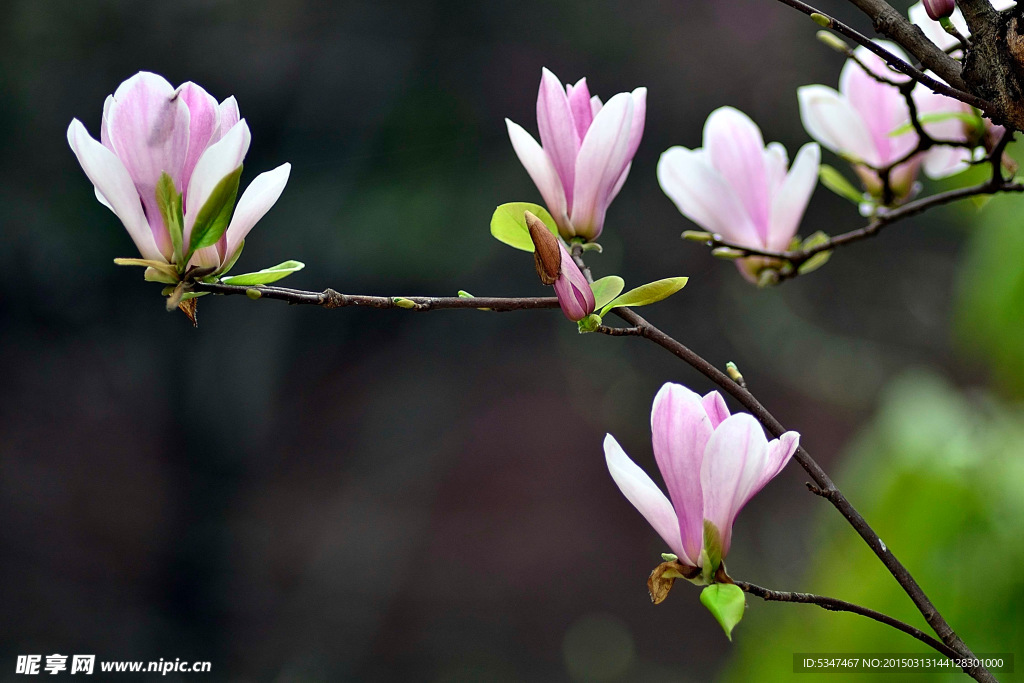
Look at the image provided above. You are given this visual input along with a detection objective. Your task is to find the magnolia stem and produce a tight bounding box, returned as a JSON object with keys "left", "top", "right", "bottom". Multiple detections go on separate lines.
{"left": 735, "top": 581, "right": 960, "bottom": 660}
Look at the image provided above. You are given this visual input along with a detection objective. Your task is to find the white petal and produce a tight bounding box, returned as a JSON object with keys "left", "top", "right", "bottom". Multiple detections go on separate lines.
{"left": 604, "top": 434, "right": 688, "bottom": 564}
{"left": 183, "top": 119, "right": 251, "bottom": 245}
{"left": 768, "top": 143, "right": 820, "bottom": 251}
{"left": 657, "top": 146, "right": 761, "bottom": 246}
{"left": 225, "top": 163, "right": 292, "bottom": 259}
{"left": 67, "top": 119, "right": 163, "bottom": 262}
{"left": 798, "top": 85, "right": 881, "bottom": 166}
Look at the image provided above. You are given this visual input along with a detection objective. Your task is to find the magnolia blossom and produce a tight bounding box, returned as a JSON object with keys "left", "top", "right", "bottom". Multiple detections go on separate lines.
{"left": 506, "top": 68, "right": 646, "bottom": 241}
{"left": 909, "top": 0, "right": 1015, "bottom": 52}
{"left": 798, "top": 42, "right": 922, "bottom": 199}
{"left": 657, "top": 107, "right": 819, "bottom": 281}
{"left": 604, "top": 383, "right": 799, "bottom": 568}
{"left": 67, "top": 72, "right": 291, "bottom": 272}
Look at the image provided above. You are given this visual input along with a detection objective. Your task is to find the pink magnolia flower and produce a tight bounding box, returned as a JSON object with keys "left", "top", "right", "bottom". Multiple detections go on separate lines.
{"left": 67, "top": 72, "right": 291, "bottom": 272}
{"left": 657, "top": 107, "right": 819, "bottom": 282}
{"left": 798, "top": 42, "right": 921, "bottom": 199}
{"left": 604, "top": 383, "right": 800, "bottom": 568}
{"left": 506, "top": 68, "right": 646, "bottom": 242}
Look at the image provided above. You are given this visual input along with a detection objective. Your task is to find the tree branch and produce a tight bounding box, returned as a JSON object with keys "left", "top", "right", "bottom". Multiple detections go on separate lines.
{"left": 735, "top": 581, "right": 961, "bottom": 660}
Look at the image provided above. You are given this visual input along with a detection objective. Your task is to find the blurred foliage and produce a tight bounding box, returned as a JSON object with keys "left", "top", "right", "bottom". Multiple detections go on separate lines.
{"left": 724, "top": 371, "right": 1024, "bottom": 680}
{"left": 956, "top": 186, "right": 1024, "bottom": 398}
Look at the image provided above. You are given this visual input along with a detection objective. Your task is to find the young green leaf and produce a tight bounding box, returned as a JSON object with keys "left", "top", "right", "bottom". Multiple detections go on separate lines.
{"left": 187, "top": 165, "right": 243, "bottom": 257}
{"left": 819, "top": 165, "right": 864, "bottom": 205}
{"left": 156, "top": 172, "right": 185, "bottom": 268}
{"left": 600, "top": 277, "right": 688, "bottom": 316}
{"left": 590, "top": 275, "right": 625, "bottom": 310}
{"left": 889, "top": 111, "right": 979, "bottom": 137}
{"left": 797, "top": 231, "right": 833, "bottom": 275}
{"left": 702, "top": 520, "right": 724, "bottom": 578}
{"left": 700, "top": 584, "right": 746, "bottom": 641}
{"left": 490, "top": 202, "right": 558, "bottom": 252}
{"left": 220, "top": 260, "right": 304, "bottom": 286}
{"left": 215, "top": 239, "right": 245, "bottom": 277}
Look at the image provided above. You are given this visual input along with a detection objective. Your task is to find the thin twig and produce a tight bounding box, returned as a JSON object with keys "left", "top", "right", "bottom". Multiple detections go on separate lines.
{"left": 735, "top": 581, "right": 961, "bottom": 660}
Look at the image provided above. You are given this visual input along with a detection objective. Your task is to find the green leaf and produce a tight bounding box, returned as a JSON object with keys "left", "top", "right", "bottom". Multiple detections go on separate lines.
{"left": 702, "top": 520, "right": 723, "bottom": 578}
{"left": 489, "top": 202, "right": 558, "bottom": 252}
{"left": 700, "top": 584, "right": 746, "bottom": 641}
{"left": 819, "top": 165, "right": 864, "bottom": 205}
{"left": 600, "top": 277, "right": 688, "bottom": 316}
{"left": 797, "top": 231, "right": 833, "bottom": 275}
{"left": 220, "top": 260, "right": 304, "bottom": 285}
{"left": 590, "top": 276, "right": 625, "bottom": 310}
{"left": 577, "top": 313, "right": 602, "bottom": 333}
{"left": 156, "top": 172, "right": 185, "bottom": 268}
{"left": 889, "top": 111, "right": 979, "bottom": 137}
{"left": 187, "top": 165, "right": 243, "bottom": 257}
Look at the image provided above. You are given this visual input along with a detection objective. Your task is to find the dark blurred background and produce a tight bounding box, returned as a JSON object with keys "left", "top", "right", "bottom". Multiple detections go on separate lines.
{"left": 2, "top": 1, "right": 1022, "bottom": 680}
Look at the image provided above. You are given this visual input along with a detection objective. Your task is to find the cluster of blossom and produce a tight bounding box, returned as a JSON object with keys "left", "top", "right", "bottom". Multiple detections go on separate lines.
{"left": 66, "top": 1, "right": 1001, "bottom": 620}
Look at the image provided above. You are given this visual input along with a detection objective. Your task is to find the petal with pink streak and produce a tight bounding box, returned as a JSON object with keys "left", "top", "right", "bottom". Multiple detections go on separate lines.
{"left": 215, "top": 96, "right": 241, "bottom": 142}
{"left": 177, "top": 82, "right": 221, "bottom": 188}
{"left": 701, "top": 391, "right": 731, "bottom": 428}
{"left": 105, "top": 72, "right": 190, "bottom": 257}
{"left": 506, "top": 119, "right": 570, "bottom": 234}
{"left": 768, "top": 142, "right": 820, "bottom": 252}
{"left": 604, "top": 434, "right": 688, "bottom": 564}
{"left": 841, "top": 45, "right": 914, "bottom": 166}
{"left": 224, "top": 163, "right": 291, "bottom": 260}
{"left": 183, "top": 120, "right": 251, "bottom": 244}
{"left": 651, "top": 383, "right": 713, "bottom": 565}
{"left": 700, "top": 413, "right": 769, "bottom": 558}
{"left": 759, "top": 431, "right": 800, "bottom": 488}
{"left": 537, "top": 68, "right": 580, "bottom": 204}
{"left": 570, "top": 93, "right": 634, "bottom": 240}
{"left": 798, "top": 85, "right": 880, "bottom": 166}
{"left": 67, "top": 119, "right": 163, "bottom": 262}
{"left": 566, "top": 78, "right": 594, "bottom": 141}
{"left": 704, "top": 107, "right": 771, "bottom": 242}
{"left": 657, "top": 147, "right": 761, "bottom": 246}
{"left": 552, "top": 241, "right": 595, "bottom": 321}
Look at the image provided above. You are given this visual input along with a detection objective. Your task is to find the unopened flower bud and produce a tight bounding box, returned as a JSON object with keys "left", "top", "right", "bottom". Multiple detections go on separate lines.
{"left": 525, "top": 210, "right": 595, "bottom": 321}
{"left": 525, "top": 210, "right": 561, "bottom": 285}
{"left": 924, "top": 0, "right": 955, "bottom": 20}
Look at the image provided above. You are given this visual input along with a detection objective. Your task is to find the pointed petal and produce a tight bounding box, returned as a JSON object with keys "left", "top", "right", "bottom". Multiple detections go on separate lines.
{"left": 798, "top": 85, "right": 880, "bottom": 166}
{"left": 183, "top": 119, "right": 251, "bottom": 244}
{"left": 215, "top": 96, "right": 240, "bottom": 142}
{"left": 590, "top": 95, "right": 602, "bottom": 118}
{"left": 651, "top": 383, "right": 713, "bottom": 565}
{"left": 704, "top": 107, "right": 771, "bottom": 242}
{"left": 506, "top": 118, "right": 570, "bottom": 235}
{"left": 552, "top": 241, "right": 595, "bottom": 321}
{"left": 537, "top": 68, "right": 580, "bottom": 204}
{"left": 760, "top": 431, "right": 800, "bottom": 487}
{"left": 571, "top": 92, "right": 634, "bottom": 240}
{"left": 603, "top": 89, "right": 646, "bottom": 206}
{"left": 764, "top": 142, "right": 789, "bottom": 197}
{"left": 700, "top": 413, "right": 769, "bottom": 558}
{"left": 657, "top": 146, "right": 762, "bottom": 246}
{"left": 177, "top": 81, "right": 221, "bottom": 187}
{"left": 604, "top": 434, "right": 688, "bottom": 563}
{"left": 768, "top": 142, "right": 820, "bottom": 251}
{"left": 105, "top": 72, "right": 190, "bottom": 257}
{"left": 224, "top": 163, "right": 291, "bottom": 259}
{"left": 701, "top": 391, "right": 731, "bottom": 428}
{"left": 567, "top": 77, "right": 594, "bottom": 140}
{"left": 67, "top": 119, "right": 163, "bottom": 262}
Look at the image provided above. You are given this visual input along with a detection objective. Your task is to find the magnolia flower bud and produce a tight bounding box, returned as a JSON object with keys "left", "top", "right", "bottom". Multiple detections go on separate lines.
{"left": 924, "top": 0, "right": 955, "bottom": 20}
{"left": 525, "top": 211, "right": 596, "bottom": 321}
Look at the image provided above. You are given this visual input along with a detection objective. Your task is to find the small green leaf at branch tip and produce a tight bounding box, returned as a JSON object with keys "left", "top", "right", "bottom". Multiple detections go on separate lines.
{"left": 797, "top": 231, "right": 833, "bottom": 275}
{"left": 682, "top": 230, "right": 713, "bottom": 243}
{"left": 600, "top": 277, "right": 688, "bottom": 316}
{"left": 392, "top": 297, "right": 417, "bottom": 309}
{"left": 577, "top": 313, "right": 602, "bottom": 333}
{"left": 246, "top": 288, "right": 262, "bottom": 300}
{"left": 490, "top": 202, "right": 558, "bottom": 252}
{"left": 810, "top": 12, "right": 831, "bottom": 27}
{"left": 590, "top": 275, "right": 625, "bottom": 310}
{"left": 700, "top": 584, "right": 746, "bottom": 641}
{"left": 580, "top": 241, "right": 603, "bottom": 253}
{"left": 702, "top": 520, "right": 723, "bottom": 578}
{"left": 457, "top": 290, "right": 474, "bottom": 298}
{"left": 816, "top": 30, "right": 849, "bottom": 53}
{"left": 711, "top": 247, "right": 745, "bottom": 260}
{"left": 819, "top": 165, "right": 865, "bottom": 205}
{"left": 725, "top": 362, "right": 744, "bottom": 384}
{"left": 660, "top": 553, "right": 678, "bottom": 563}
{"left": 219, "top": 260, "right": 304, "bottom": 286}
